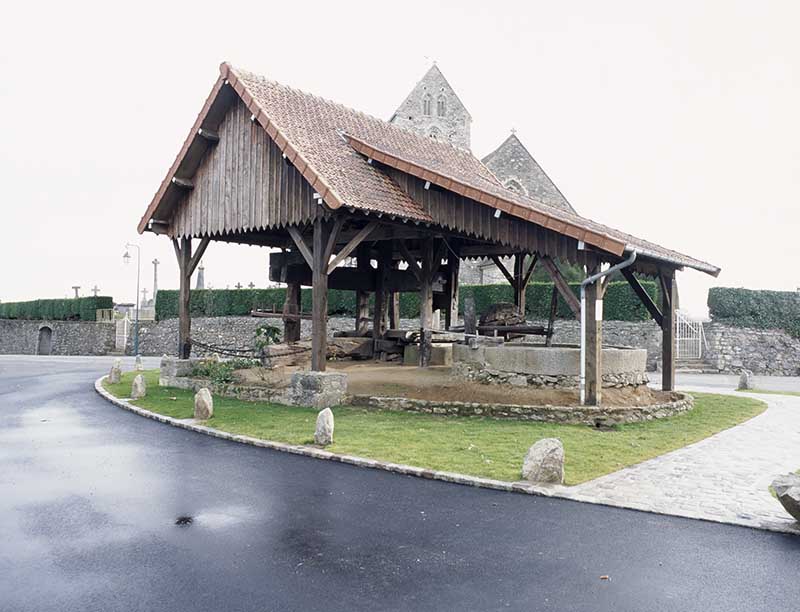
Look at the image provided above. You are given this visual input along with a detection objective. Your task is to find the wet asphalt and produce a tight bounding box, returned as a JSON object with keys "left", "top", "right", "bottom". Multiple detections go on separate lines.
{"left": 0, "top": 355, "right": 798, "bottom": 612}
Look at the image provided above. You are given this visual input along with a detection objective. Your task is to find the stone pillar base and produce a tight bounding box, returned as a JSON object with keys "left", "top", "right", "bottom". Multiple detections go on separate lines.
{"left": 291, "top": 371, "right": 348, "bottom": 409}
{"left": 160, "top": 355, "right": 206, "bottom": 386}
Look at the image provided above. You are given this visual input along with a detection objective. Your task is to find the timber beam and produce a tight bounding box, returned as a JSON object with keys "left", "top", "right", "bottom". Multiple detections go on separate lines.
{"left": 540, "top": 256, "right": 580, "bottom": 319}
{"left": 171, "top": 177, "right": 194, "bottom": 190}
{"left": 621, "top": 268, "right": 663, "bottom": 326}
{"left": 198, "top": 128, "right": 220, "bottom": 143}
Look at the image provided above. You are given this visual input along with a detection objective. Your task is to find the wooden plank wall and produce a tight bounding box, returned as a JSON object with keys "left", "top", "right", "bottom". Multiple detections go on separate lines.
{"left": 388, "top": 168, "right": 584, "bottom": 264}
{"left": 170, "top": 98, "right": 319, "bottom": 238}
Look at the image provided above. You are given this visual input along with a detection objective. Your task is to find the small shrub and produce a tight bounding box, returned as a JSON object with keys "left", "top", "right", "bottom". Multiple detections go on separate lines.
{"left": 192, "top": 358, "right": 260, "bottom": 385}
{"left": 255, "top": 323, "right": 282, "bottom": 351}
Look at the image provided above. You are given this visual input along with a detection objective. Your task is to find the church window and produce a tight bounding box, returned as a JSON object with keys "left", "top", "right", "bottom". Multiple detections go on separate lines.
{"left": 436, "top": 95, "right": 446, "bottom": 116}
{"left": 422, "top": 94, "right": 432, "bottom": 116}
{"left": 504, "top": 179, "right": 527, "bottom": 196}
{"left": 428, "top": 127, "right": 441, "bottom": 141}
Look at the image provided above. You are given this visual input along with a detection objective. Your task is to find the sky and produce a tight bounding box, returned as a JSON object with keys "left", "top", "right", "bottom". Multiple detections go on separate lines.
{"left": 1, "top": 0, "right": 798, "bottom": 318}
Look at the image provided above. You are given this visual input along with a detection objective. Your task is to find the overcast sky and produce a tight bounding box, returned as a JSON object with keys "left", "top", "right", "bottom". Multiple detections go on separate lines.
{"left": 2, "top": 0, "right": 798, "bottom": 317}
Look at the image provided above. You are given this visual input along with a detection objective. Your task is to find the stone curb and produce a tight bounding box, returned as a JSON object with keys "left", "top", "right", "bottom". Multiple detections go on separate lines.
{"left": 94, "top": 376, "right": 800, "bottom": 535}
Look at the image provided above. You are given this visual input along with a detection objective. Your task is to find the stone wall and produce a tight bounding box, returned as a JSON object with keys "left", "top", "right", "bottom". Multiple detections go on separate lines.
{"left": 0, "top": 320, "right": 116, "bottom": 355}
{"left": 702, "top": 322, "right": 800, "bottom": 376}
{"left": 350, "top": 392, "right": 694, "bottom": 427}
{"left": 127, "top": 316, "right": 423, "bottom": 357}
{"left": 125, "top": 315, "right": 665, "bottom": 368}
{"left": 452, "top": 343, "right": 649, "bottom": 389}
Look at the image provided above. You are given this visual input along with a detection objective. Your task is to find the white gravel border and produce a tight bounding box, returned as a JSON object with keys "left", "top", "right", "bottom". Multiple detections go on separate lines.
{"left": 94, "top": 376, "right": 799, "bottom": 535}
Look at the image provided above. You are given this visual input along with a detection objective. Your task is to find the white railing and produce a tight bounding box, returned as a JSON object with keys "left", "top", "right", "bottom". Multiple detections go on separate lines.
{"left": 676, "top": 310, "right": 704, "bottom": 359}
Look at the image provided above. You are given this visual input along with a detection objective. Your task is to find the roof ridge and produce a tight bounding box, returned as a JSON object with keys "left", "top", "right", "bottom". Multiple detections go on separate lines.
{"left": 229, "top": 63, "right": 485, "bottom": 167}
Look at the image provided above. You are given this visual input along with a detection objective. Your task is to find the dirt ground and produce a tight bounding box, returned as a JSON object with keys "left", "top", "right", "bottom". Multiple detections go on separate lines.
{"left": 235, "top": 361, "right": 672, "bottom": 407}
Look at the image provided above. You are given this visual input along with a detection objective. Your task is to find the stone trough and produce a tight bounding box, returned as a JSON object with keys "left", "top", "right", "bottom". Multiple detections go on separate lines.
{"left": 452, "top": 342, "right": 649, "bottom": 389}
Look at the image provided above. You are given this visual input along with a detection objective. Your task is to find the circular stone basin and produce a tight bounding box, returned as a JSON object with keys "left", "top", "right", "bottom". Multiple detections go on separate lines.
{"left": 452, "top": 343, "right": 648, "bottom": 389}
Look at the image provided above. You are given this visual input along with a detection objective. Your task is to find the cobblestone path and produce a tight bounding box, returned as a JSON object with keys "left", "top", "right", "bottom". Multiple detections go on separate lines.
{"left": 555, "top": 388, "right": 800, "bottom": 533}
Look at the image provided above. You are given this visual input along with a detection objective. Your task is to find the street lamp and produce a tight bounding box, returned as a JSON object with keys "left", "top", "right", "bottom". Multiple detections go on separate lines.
{"left": 123, "top": 243, "right": 141, "bottom": 356}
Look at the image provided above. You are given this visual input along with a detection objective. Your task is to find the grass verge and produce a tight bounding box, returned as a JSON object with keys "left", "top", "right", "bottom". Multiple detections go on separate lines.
{"left": 740, "top": 389, "right": 800, "bottom": 398}
{"left": 104, "top": 370, "right": 766, "bottom": 485}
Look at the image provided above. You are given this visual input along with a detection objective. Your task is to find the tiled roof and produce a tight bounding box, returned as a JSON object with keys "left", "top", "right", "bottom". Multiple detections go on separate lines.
{"left": 139, "top": 62, "right": 719, "bottom": 276}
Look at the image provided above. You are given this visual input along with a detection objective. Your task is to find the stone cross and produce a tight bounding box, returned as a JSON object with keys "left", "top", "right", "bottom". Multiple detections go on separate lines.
{"left": 248, "top": 282, "right": 255, "bottom": 289}
{"left": 152, "top": 258, "right": 160, "bottom": 301}
{"left": 91, "top": 285, "right": 100, "bottom": 297}
{"left": 72, "top": 286, "right": 80, "bottom": 298}
{"left": 141, "top": 288, "right": 149, "bottom": 306}
{"left": 510, "top": 127, "right": 517, "bottom": 135}
{"left": 195, "top": 264, "right": 205, "bottom": 290}
{"left": 235, "top": 282, "right": 243, "bottom": 290}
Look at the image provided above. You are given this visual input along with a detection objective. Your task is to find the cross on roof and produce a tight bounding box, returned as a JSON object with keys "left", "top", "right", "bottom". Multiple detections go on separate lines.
{"left": 510, "top": 127, "right": 517, "bottom": 135}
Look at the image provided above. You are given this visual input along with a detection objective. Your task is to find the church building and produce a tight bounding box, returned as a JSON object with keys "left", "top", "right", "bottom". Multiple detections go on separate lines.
{"left": 389, "top": 65, "right": 574, "bottom": 285}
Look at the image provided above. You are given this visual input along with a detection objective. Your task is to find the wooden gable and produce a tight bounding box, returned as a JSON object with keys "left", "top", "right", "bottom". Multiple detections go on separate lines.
{"left": 169, "top": 97, "right": 321, "bottom": 239}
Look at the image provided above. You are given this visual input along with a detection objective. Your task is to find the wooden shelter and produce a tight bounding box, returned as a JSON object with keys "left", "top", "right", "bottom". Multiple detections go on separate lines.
{"left": 138, "top": 63, "right": 720, "bottom": 404}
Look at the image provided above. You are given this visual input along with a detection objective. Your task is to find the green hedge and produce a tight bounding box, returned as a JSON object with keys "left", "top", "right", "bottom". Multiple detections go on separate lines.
{"left": 155, "top": 281, "right": 657, "bottom": 322}
{"left": 708, "top": 287, "right": 800, "bottom": 337}
{"left": 0, "top": 296, "right": 114, "bottom": 321}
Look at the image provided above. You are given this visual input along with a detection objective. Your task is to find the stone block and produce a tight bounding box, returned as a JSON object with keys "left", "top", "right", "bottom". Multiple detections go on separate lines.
{"left": 738, "top": 369, "right": 754, "bottom": 390}
{"left": 314, "top": 407, "right": 334, "bottom": 445}
{"left": 291, "top": 371, "right": 347, "bottom": 409}
{"left": 108, "top": 358, "right": 122, "bottom": 384}
{"left": 194, "top": 388, "right": 214, "bottom": 420}
{"left": 772, "top": 473, "right": 800, "bottom": 522}
{"left": 131, "top": 374, "right": 146, "bottom": 400}
{"left": 522, "top": 438, "right": 564, "bottom": 484}
{"left": 403, "top": 343, "right": 453, "bottom": 366}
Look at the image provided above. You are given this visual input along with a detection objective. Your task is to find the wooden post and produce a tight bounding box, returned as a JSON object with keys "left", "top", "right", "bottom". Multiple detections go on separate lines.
{"left": 389, "top": 291, "right": 401, "bottom": 330}
{"left": 373, "top": 243, "right": 391, "bottom": 357}
{"left": 176, "top": 237, "right": 192, "bottom": 359}
{"left": 283, "top": 283, "right": 301, "bottom": 343}
{"left": 355, "top": 246, "right": 371, "bottom": 335}
{"left": 584, "top": 271, "right": 604, "bottom": 406}
{"left": 311, "top": 218, "right": 330, "bottom": 371}
{"left": 445, "top": 255, "right": 460, "bottom": 330}
{"left": 419, "top": 237, "right": 435, "bottom": 367}
{"left": 513, "top": 254, "right": 526, "bottom": 314}
{"left": 661, "top": 269, "right": 677, "bottom": 391}
{"left": 464, "top": 295, "right": 477, "bottom": 335}
{"left": 545, "top": 285, "right": 558, "bottom": 347}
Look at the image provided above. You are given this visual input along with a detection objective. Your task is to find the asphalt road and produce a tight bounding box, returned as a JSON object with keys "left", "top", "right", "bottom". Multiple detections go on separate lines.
{"left": 1, "top": 356, "right": 797, "bottom": 612}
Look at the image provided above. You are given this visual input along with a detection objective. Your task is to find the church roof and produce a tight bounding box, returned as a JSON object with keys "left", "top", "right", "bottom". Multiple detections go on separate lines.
{"left": 482, "top": 133, "right": 576, "bottom": 214}
{"left": 138, "top": 62, "right": 719, "bottom": 276}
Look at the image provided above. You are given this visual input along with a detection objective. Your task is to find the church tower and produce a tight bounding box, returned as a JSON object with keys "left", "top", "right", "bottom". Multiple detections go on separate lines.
{"left": 389, "top": 64, "right": 472, "bottom": 150}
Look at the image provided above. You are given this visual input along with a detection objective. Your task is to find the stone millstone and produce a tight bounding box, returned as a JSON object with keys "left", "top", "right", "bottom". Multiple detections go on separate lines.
{"left": 194, "top": 388, "right": 214, "bottom": 420}
{"left": 130, "top": 374, "right": 146, "bottom": 400}
{"left": 771, "top": 473, "right": 800, "bottom": 523}
{"left": 134, "top": 355, "right": 144, "bottom": 371}
{"left": 522, "top": 438, "right": 564, "bottom": 484}
{"left": 108, "top": 358, "right": 122, "bottom": 384}
{"left": 314, "top": 407, "right": 334, "bottom": 446}
{"left": 479, "top": 302, "right": 526, "bottom": 327}
{"left": 738, "top": 369, "right": 754, "bottom": 390}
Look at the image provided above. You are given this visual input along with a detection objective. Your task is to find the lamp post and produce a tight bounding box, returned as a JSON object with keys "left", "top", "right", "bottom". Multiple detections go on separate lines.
{"left": 123, "top": 243, "right": 141, "bottom": 356}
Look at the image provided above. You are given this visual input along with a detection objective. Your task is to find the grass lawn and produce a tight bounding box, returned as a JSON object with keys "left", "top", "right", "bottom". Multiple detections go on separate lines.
{"left": 740, "top": 389, "right": 800, "bottom": 398}
{"left": 104, "top": 369, "right": 766, "bottom": 485}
